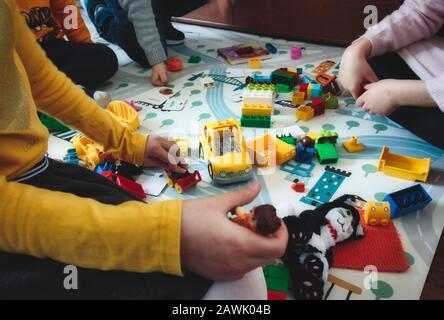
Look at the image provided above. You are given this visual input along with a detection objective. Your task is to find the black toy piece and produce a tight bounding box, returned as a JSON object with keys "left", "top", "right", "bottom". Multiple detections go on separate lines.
{"left": 281, "top": 197, "right": 364, "bottom": 300}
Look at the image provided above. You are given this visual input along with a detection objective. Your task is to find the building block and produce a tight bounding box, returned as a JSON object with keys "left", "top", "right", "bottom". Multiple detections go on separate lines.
{"left": 246, "top": 134, "right": 296, "bottom": 167}
{"left": 199, "top": 76, "right": 215, "bottom": 88}
{"left": 378, "top": 146, "right": 431, "bottom": 182}
{"left": 241, "top": 103, "right": 273, "bottom": 117}
{"left": 280, "top": 160, "right": 316, "bottom": 177}
{"left": 292, "top": 92, "right": 305, "bottom": 105}
{"left": 384, "top": 184, "right": 432, "bottom": 218}
{"left": 324, "top": 92, "right": 339, "bottom": 109}
{"left": 300, "top": 75, "right": 315, "bottom": 84}
{"left": 291, "top": 45, "right": 302, "bottom": 59}
{"left": 275, "top": 83, "right": 292, "bottom": 93}
{"left": 299, "top": 83, "right": 309, "bottom": 94}
{"left": 107, "top": 101, "right": 140, "bottom": 130}
{"left": 277, "top": 134, "right": 297, "bottom": 146}
{"left": 247, "top": 83, "right": 276, "bottom": 91}
{"left": 272, "top": 68, "right": 298, "bottom": 90}
{"left": 301, "top": 166, "right": 352, "bottom": 207}
{"left": 265, "top": 43, "right": 277, "bottom": 54}
{"left": 101, "top": 171, "right": 146, "bottom": 200}
{"left": 363, "top": 201, "right": 391, "bottom": 226}
{"left": 312, "top": 97, "right": 326, "bottom": 116}
{"left": 94, "top": 162, "right": 116, "bottom": 175}
{"left": 252, "top": 71, "right": 272, "bottom": 83}
{"left": 188, "top": 55, "right": 201, "bottom": 64}
{"left": 316, "top": 130, "right": 338, "bottom": 144}
{"left": 292, "top": 182, "right": 305, "bottom": 192}
{"left": 308, "top": 83, "right": 323, "bottom": 99}
{"left": 63, "top": 148, "right": 79, "bottom": 165}
{"left": 296, "top": 105, "right": 314, "bottom": 121}
{"left": 295, "top": 145, "right": 315, "bottom": 164}
{"left": 240, "top": 115, "right": 271, "bottom": 128}
{"left": 315, "top": 142, "right": 338, "bottom": 164}
{"left": 249, "top": 57, "right": 262, "bottom": 69}
{"left": 342, "top": 136, "right": 365, "bottom": 153}
{"left": 243, "top": 86, "right": 275, "bottom": 105}
{"left": 297, "top": 68, "right": 303, "bottom": 75}
{"left": 166, "top": 57, "right": 183, "bottom": 72}
{"left": 316, "top": 73, "right": 337, "bottom": 87}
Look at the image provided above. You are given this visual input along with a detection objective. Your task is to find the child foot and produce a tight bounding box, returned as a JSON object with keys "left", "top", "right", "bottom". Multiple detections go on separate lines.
{"left": 165, "top": 24, "right": 185, "bottom": 45}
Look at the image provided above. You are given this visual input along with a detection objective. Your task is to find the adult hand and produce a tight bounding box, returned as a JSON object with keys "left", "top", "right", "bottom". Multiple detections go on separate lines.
{"left": 143, "top": 135, "right": 187, "bottom": 173}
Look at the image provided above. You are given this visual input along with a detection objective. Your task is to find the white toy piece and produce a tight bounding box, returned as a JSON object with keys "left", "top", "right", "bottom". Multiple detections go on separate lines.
{"left": 242, "top": 89, "right": 275, "bottom": 106}
{"left": 200, "top": 76, "right": 215, "bottom": 89}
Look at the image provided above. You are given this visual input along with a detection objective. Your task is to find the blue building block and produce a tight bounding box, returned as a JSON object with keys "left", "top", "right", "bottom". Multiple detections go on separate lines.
{"left": 295, "top": 145, "right": 315, "bottom": 164}
{"left": 252, "top": 71, "right": 272, "bottom": 83}
{"left": 300, "top": 76, "right": 315, "bottom": 84}
{"left": 63, "top": 148, "right": 79, "bottom": 165}
{"left": 297, "top": 68, "right": 303, "bottom": 75}
{"left": 94, "top": 162, "right": 116, "bottom": 175}
{"left": 310, "top": 84, "right": 323, "bottom": 99}
{"left": 265, "top": 43, "right": 277, "bottom": 54}
{"left": 280, "top": 160, "right": 316, "bottom": 178}
{"left": 384, "top": 184, "right": 432, "bottom": 218}
{"left": 301, "top": 166, "right": 352, "bottom": 207}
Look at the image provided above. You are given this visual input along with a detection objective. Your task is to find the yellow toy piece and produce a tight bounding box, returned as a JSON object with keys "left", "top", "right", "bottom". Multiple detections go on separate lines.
{"left": 199, "top": 118, "right": 253, "bottom": 184}
{"left": 174, "top": 137, "right": 189, "bottom": 157}
{"left": 106, "top": 100, "right": 140, "bottom": 130}
{"left": 378, "top": 146, "right": 431, "bottom": 182}
{"left": 296, "top": 105, "right": 314, "bottom": 121}
{"left": 246, "top": 134, "right": 296, "bottom": 167}
{"left": 292, "top": 92, "right": 305, "bottom": 105}
{"left": 249, "top": 58, "right": 262, "bottom": 69}
{"left": 72, "top": 135, "right": 109, "bottom": 170}
{"left": 363, "top": 201, "right": 391, "bottom": 226}
{"left": 342, "top": 136, "right": 365, "bottom": 153}
{"left": 241, "top": 103, "right": 273, "bottom": 117}
{"left": 306, "top": 132, "right": 318, "bottom": 141}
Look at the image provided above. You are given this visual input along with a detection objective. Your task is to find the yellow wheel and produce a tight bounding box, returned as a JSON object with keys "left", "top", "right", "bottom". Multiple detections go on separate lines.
{"left": 175, "top": 184, "right": 183, "bottom": 194}
{"left": 369, "top": 219, "right": 377, "bottom": 226}
{"left": 381, "top": 219, "right": 389, "bottom": 226}
{"left": 167, "top": 178, "right": 174, "bottom": 188}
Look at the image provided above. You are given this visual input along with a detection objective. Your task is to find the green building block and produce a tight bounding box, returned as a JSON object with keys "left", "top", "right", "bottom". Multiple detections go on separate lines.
{"left": 38, "top": 112, "right": 71, "bottom": 132}
{"left": 277, "top": 135, "right": 297, "bottom": 146}
{"left": 323, "top": 92, "right": 339, "bottom": 109}
{"left": 275, "top": 83, "right": 292, "bottom": 93}
{"left": 240, "top": 115, "right": 271, "bottom": 128}
{"left": 315, "top": 142, "right": 339, "bottom": 164}
{"left": 263, "top": 265, "right": 289, "bottom": 280}
{"left": 188, "top": 55, "right": 201, "bottom": 64}
{"left": 265, "top": 276, "right": 288, "bottom": 292}
{"left": 316, "top": 130, "right": 338, "bottom": 144}
{"left": 246, "top": 83, "right": 276, "bottom": 91}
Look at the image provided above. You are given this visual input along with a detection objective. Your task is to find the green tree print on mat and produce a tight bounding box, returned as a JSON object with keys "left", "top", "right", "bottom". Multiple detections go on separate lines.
{"left": 362, "top": 164, "right": 377, "bottom": 177}
{"left": 160, "top": 119, "right": 174, "bottom": 128}
{"left": 374, "top": 192, "right": 388, "bottom": 201}
{"left": 191, "top": 101, "right": 203, "bottom": 108}
{"left": 322, "top": 124, "right": 336, "bottom": 131}
{"left": 198, "top": 113, "right": 212, "bottom": 121}
{"left": 374, "top": 124, "right": 388, "bottom": 134}
{"left": 143, "top": 113, "right": 157, "bottom": 121}
{"left": 346, "top": 120, "right": 360, "bottom": 130}
{"left": 371, "top": 281, "right": 394, "bottom": 300}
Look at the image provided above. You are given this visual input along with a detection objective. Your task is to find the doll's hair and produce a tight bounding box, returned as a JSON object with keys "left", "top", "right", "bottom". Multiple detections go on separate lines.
{"left": 253, "top": 204, "right": 281, "bottom": 236}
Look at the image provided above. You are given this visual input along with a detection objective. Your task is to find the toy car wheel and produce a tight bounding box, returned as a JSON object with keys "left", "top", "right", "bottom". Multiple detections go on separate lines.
{"left": 175, "top": 184, "right": 183, "bottom": 194}
{"left": 381, "top": 219, "right": 389, "bottom": 226}
{"left": 199, "top": 143, "right": 204, "bottom": 159}
{"left": 167, "top": 178, "right": 174, "bottom": 188}
{"left": 208, "top": 163, "right": 214, "bottom": 180}
{"left": 370, "top": 219, "right": 377, "bottom": 226}
{"left": 85, "top": 155, "right": 99, "bottom": 170}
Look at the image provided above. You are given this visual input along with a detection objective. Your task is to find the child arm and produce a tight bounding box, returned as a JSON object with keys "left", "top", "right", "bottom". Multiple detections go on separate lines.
{"left": 14, "top": 3, "right": 146, "bottom": 166}
{"left": 118, "top": 0, "right": 167, "bottom": 66}
{"left": 363, "top": 0, "right": 444, "bottom": 57}
{"left": 51, "top": 0, "right": 92, "bottom": 43}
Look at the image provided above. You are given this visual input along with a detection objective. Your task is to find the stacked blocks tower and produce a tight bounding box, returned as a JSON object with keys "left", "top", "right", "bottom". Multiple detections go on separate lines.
{"left": 241, "top": 84, "right": 275, "bottom": 128}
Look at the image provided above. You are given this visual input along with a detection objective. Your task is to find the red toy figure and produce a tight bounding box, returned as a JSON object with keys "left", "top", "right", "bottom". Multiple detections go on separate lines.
{"left": 166, "top": 169, "right": 202, "bottom": 194}
{"left": 101, "top": 171, "right": 146, "bottom": 200}
{"left": 232, "top": 205, "right": 281, "bottom": 236}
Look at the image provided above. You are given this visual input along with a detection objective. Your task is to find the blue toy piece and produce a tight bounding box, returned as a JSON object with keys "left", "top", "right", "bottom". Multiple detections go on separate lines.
{"left": 265, "top": 43, "right": 278, "bottom": 54}
{"left": 300, "top": 76, "right": 315, "bottom": 84}
{"left": 280, "top": 160, "right": 316, "bottom": 178}
{"left": 94, "top": 162, "right": 116, "bottom": 175}
{"left": 384, "top": 184, "right": 432, "bottom": 218}
{"left": 63, "top": 148, "right": 79, "bottom": 165}
{"left": 300, "top": 166, "right": 352, "bottom": 207}
{"left": 310, "top": 84, "right": 323, "bottom": 99}
{"left": 297, "top": 68, "right": 303, "bottom": 75}
{"left": 252, "top": 71, "right": 272, "bottom": 83}
{"left": 295, "top": 145, "right": 315, "bottom": 164}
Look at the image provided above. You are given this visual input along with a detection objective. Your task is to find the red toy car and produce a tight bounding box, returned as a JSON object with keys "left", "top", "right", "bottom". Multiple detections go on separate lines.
{"left": 101, "top": 170, "right": 146, "bottom": 200}
{"left": 166, "top": 170, "right": 202, "bottom": 194}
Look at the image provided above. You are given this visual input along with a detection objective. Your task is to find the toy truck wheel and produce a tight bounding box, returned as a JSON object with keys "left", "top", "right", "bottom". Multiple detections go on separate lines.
{"left": 175, "top": 184, "right": 183, "bottom": 194}
{"left": 381, "top": 219, "right": 389, "bottom": 226}
{"left": 167, "top": 178, "right": 174, "bottom": 188}
{"left": 369, "top": 219, "right": 377, "bottom": 226}
{"left": 208, "top": 163, "right": 214, "bottom": 180}
{"left": 85, "top": 154, "right": 99, "bottom": 170}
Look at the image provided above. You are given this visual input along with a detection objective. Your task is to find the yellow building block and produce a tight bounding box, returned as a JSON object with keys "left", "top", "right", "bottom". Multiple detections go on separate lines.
{"left": 292, "top": 92, "right": 305, "bottom": 105}
{"left": 242, "top": 103, "right": 273, "bottom": 117}
{"left": 296, "top": 105, "right": 314, "bottom": 121}
{"left": 306, "top": 132, "right": 318, "bottom": 141}
{"left": 342, "top": 136, "right": 365, "bottom": 153}
{"left": 249, "top": 58, "right": 262, "bottom": 69}
{"left": 246, "top": 134, "right": 296, "bottom": 167}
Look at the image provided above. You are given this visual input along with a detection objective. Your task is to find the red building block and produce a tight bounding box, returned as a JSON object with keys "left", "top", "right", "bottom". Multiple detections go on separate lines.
{"left": 299, "top": 83, "right": 309, "bottom": 94}
{"left": 101, "top": 171, "right": 146, "bottom": 200}
{"left": 312, "top": 97, "right": 326, "bottom": 116}
{"left": 291, "top": 182, "right": 305, "bottom": 192}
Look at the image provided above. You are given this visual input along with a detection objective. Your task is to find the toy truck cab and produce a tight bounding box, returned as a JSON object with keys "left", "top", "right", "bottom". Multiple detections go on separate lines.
{"left": 166, "top": 170, "right": 202, "bottom": 194}
{"left": 72, "top": 135, "right": 111, "bottom": 170}
{"left": 199, "top": 119, "right": 253, "bottom": 184}
{"left": 363, "top": 201, "right": 391, "bottom": 226}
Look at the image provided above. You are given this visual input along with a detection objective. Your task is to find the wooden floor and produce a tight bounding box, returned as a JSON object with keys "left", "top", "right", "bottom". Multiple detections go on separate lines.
{"left": 421, "top": 229, "right": 444, "bottom": 300}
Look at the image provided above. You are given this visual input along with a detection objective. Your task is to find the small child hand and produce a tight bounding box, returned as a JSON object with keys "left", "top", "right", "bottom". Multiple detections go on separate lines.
{"left": 151, "top": 62, "right": 169, "bottom": 86}
{"left": 356, "top": 79, "right": 401, "bottom": 116}
{"left": 339, "top": 38, "right": 379, "bottom": 98}
{"left": 143, "top": 135, "right": 187, "bottom": 173}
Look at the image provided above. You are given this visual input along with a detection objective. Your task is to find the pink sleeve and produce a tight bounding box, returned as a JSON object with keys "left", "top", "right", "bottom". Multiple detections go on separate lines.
{"left": 426, "top": 75, "right": 444, "bottom": 112}
{"left": 363, "top": 0, "right": 444, "bottom": 57}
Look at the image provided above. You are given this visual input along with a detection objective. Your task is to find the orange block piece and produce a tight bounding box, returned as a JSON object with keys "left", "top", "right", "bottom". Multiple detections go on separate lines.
{"left": 249, "top": 58, "right": 262, "bottom": 69}
{"left": 296, "top": 105, "right": 314, "bottom": 121}
{"left": 292, "top": 92, "right": 305, "bottom": 105}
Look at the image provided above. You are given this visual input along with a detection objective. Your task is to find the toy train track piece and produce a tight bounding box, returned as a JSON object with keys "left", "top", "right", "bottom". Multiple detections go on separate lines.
{"left": 300, "top": 166, "right": 352, "bottom": 207}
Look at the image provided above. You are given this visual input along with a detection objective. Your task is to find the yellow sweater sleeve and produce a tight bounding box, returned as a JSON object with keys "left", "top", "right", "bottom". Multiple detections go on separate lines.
{"left": 14, "top": 3, "right": 146, "bottom": 165}
{"left": 0, "top": 0, "right": 183, "bottom": 275}
{"left": 0, "top": 176, "right": 183, "bottom": 274}
{"left": 51, "top": 0, "right": 92, "bottom": 43}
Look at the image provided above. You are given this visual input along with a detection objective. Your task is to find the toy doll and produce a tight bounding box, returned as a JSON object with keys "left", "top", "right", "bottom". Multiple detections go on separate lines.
{"left": 232, "top": 205, "right": 281, "bottom": 236}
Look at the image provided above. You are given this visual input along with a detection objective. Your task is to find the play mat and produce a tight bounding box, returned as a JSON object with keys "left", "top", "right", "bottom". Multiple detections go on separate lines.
{"left": 47, "top": 21, "right": 444, "bottom": 300}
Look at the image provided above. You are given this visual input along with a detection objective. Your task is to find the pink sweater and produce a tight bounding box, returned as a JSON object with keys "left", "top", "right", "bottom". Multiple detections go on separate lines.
{"left": 363, "top": 0, "right": 444, "bottom": 111}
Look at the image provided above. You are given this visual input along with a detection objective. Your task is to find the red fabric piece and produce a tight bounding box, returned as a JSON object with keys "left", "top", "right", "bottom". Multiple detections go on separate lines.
{"left": 267, "top": 290, "right": 287, "bottom": 300}
{"left": 332, "top": 212, "right": 410, "bottom": 272}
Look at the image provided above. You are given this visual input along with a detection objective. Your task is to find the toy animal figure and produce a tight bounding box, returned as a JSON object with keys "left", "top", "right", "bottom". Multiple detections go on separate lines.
{"left": 232, "top": 205, "right": 281, "bottom": 236}
{"left": 276, "top": 198, "right": 364, "bottom": 300}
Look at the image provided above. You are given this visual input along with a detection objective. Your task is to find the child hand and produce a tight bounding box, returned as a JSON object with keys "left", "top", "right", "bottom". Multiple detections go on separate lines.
{"left": 356, "top": 80, "right": 401, "bottom": 116}
{"left": 181, "top": 182, "right": 288, "bottom": 281}
{"left": 143, "top": 135, "right": 188, "bottom": 173}
{"left": 339, "top": 38, "right": 379, "bottom": 98}
{"left": 151, "top": 62, "right": 169, "bottom": 86}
